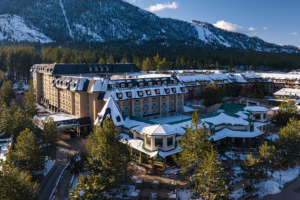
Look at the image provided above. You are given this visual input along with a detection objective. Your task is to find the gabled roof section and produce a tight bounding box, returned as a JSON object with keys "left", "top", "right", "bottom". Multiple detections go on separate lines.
{"left": 219, "top": 103, "right": 246, "bottom": 113}
{"left": 95, "top": 96, "right": 125, "bottom": 127}
{"left": 201, "top": 112, "right": 250, "bottom": 126}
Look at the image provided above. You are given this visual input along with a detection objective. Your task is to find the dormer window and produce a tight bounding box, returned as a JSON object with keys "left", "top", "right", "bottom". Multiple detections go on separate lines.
{"left": 157, "top": 81, "right": 161, "bottom": 86}
{"left": 127, "top": 91, "right": 132, "bottom": 97}
{"left": 117, "top": 93, "right": 123, "bottom": 99}
{"left": 165, "top": 89, "right": 170, "bottom": 94}
{"left": 173, "top": 80, "right": 177, "bottom": 84}
{"left": 110, "top": 85, "right": 115, "bottom": 89}
{"left": 155, "top": 89, "right": 160, "bottom": 94}
{"left": 106, "top": 67, "right": 109, "bottom": 71}
{"left": 95, "top": 67, "right": 98, "bottom": 71}
{"left": 120, "top": 83, "right": 125, "bottom": 88}
{"left": 172, "top": 88, "right": 176, "bottom": 93}
{"left": 139, "top": 82, "right": 144, "bottom": 87}
{"left": 138, "top": 91, "right": 143, "bottom": 97}
{"left": 89, "top": 67, "right": 93, "bottom": 71}
{"left": 128, "top": 83, "right": 133, "bottom": 87}
{"left": 180, "top": 87, "right": 185, "bottom": 92}
{"left": 146, "top": 136, "right": 151, "bottom": 146}
{"left": 147, "top": 90, "right": 151, "bottom": 95}
{"left": 148, "top": 82, "right": 152, "bottom": 86}
{"left": 164, "top": 81, "right": 167, "bottom": 85}
{"left": 101, "top": 67, "right": 104, "bottom": 71}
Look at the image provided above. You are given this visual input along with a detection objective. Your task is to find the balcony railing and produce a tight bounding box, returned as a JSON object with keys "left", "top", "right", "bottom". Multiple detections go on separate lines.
{"left": 143, "top": 107, "right": 149, "bottom": 111}
{"left": 123, "top": 103, "right": 129, "bottom": 106}
{"left": 169, "top": 103, "right": 173, "bottom": 107}
{"left": 152, "top": 106, "right": 157, "bottom": 109}
{"left": 134, "top": 109, "right": 141, "bottom": 112}
{"left": 162, "top": 105, "right": 167, "bottom": 108}
{"left": 143, "top": 100, "right": 149, "bottom": 103}
{"left": 162, "top": 111, "right": 167, "bottom": 115}
{"left": 152, "top": 99, "right": 158, "bottom": 102}
{"left": 162, "top": 98, "right": 167, "bottom": 102}
{"left": 134, "top": 102, "right": 141, "bottom": 105}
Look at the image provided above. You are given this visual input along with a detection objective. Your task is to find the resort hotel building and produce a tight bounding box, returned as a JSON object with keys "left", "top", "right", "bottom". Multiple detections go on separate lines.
{"left": 32, "top": 64, "right": 270, "bottom": 169}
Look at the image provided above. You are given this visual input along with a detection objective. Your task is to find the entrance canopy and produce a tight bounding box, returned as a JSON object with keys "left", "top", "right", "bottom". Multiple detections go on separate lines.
{"left": 34, "top": 113, "right": 91, "bottom": 130}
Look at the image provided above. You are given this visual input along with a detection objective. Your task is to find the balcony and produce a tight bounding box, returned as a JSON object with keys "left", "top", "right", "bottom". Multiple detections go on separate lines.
{"left": 162, "top": 98, "right": 167, "bottom": 102}
{"left": 152, "top": 99, "right": 158, "bottom": 102}
{"left": 169, "top": 97, "right": 174, "bottom": 100}
{"left": 143, "top": 100, "right": 149, "bottom": 103}
{"left": 134, "top": 102, "right": 141, "bottom": 105}
{"left": 152, "top": 106, "right": 157, "bottom": 109}
{"left": 169, "top": 103, "right": 173, "bottom": 107}
{"left": 143, "top": 107, "right": 149, "bottom": 111}
{"left": 162, "top": 105, "right": 167, "bottom": 108}
{"left": 162, "top": 111, "right": 167, "bottom": 115}
{"left": 134, "top": 109, "right": 141, "bottom": 112}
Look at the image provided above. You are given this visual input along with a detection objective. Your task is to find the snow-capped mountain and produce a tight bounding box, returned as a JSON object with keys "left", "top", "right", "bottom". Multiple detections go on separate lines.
{"left": 0, "top": 0, "right": 298, "bottom": 53}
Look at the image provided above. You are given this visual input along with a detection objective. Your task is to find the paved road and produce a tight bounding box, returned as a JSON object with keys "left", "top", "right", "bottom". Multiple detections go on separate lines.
{"left": 249, "top": 177, "right": 300, "bottom": 200}
{"left": 38, "top": 134, "right": 83, "bottom": 200}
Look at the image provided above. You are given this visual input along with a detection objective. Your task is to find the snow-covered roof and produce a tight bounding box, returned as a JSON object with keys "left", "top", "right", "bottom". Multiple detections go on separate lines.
{"left": 142, "top": 124, "right": 177, "bottom": 136}
{"left": 202, "top": 112, "right": 249, "bottom": 126}
{"left": 273, "top": 88, "right": 300, "bottom": 97}
{"left": 231, "top": 74, "right": 247, "bottom": 83}
{"left": 95, "top": 96, "right": 125, "bottom": 127}
{"left": 184, "top": 106, "right": 195, "bottom": 112}
{"left": 37, "top": 113, "right": 78, "bottom": 122}
{"left": 211, "top": 127, "right": 263, "bottom": 141}
{"left": 244, "top": 106, "right": 269, "bottom": 112}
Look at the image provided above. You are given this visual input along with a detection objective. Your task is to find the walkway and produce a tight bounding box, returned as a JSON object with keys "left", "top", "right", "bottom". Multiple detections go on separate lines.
{"left": 38, "top": 134, "right": 83, "bottom": 200}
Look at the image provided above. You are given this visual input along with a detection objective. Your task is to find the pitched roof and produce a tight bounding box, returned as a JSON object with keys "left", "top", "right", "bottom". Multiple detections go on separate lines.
{"left": 95, "top": 96, "right": 125, "bottom": 127}
{"left": 142, "top": 124, "right": 177, "bottom": 136}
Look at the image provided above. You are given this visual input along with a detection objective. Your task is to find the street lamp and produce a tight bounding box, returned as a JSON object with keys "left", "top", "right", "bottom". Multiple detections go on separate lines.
{"left": 279, "top": 174, "right": 282, "bottom": 189}
{"left": 242, "top": 184, "right": 245, "bottom": 200}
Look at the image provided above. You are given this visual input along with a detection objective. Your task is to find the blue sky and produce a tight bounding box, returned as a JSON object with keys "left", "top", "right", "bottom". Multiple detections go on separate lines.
{"left": 126, "top": 0, "right": 300, "bottom": 47}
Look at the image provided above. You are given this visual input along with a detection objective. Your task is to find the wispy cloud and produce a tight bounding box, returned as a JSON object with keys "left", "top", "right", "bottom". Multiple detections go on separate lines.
{"left": 290, "top": 32, "right": 297, "bottom": 35}
{"left": 213, "top": 20, "right": 243, "bottom": 32}
{"left": 146, "top": 2, "right": 178, "bottom": 12}
{"left": 248, "top": 27, "right": 255, "bottom": 31}
{"left": 263, "top": 27, "right": 267, "bottom": 30}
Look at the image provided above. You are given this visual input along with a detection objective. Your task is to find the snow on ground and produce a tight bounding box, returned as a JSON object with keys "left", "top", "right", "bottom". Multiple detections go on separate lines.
{"left": 13, "top": 82, "right": 29, "bottom": 90}
{"left": 164, "top": 166, "right": 182, "bottom": 175}
{"left": 218, "top": 154, "right": 227, "bottom": 161}
{"left": 231, "top": 167, "right": 243, "bottom": 184}
{"left": 225, "top": 152, "right": 249, "bottom": 160}
{"left": 104, "top": 185, "right": 135, "bottom": 199}
{"left": 0, "top": 14, "right": 53, "bottom": 43}
{"left": 0, "top": 141, "right": 10, "bottom": 161}
{"left": 230, "top": 187, "right": 244, "bottom": 200}
{"left": 36, "top": 103, "right": 46, "bottom": 113}
{"left": 267, "top": 133, "right": 279, "bottom": 142}
{"left": 176, "top": 189, "right": 194, "bottom": 200}
{"left": 130, "top": 162, "right": 146, "bottom": 172}
{"left": 43, "top": 156, "right": 56, "bottom": 176}
{"left": 71, "top": 171, "right": 91, "bottom": 191}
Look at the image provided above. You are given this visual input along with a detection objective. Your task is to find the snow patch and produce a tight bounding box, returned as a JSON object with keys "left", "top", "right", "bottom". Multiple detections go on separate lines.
{"left": 0, "top": 14, "right": 53, "bottom": 43}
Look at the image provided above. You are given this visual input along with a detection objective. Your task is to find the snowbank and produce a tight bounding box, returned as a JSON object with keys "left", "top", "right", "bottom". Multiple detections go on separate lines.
{"left": 43, "top": 157, "right": 56, "bottom": 176}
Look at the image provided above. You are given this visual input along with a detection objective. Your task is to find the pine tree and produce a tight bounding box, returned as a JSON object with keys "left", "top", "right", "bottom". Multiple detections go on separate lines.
{"left": 275, "top": 118, "right": 300, "bottom": 166}
{"left": 275, "top": 101, "right": 299, "bottom": 127}
{"left": 17, "top": 80, "right": 23, "bottom": 91}
{"left": 0, "top": 80, "right": 15, "bottom": 106}
{"left": 240, "top": 154, "right": 264, "bottom": 188}
{"left": 121, "top": 57, "right": 126, "bottom": 63}
{"left": 43, "top": 116, "right": 60, "bottom": 158}
{"left": 216, "top": 61, "right": 219, "bottom": 70}
{"left": 231, "top": 81, "right": 239, "bottom": 97}
{"left": 142, "top": 57, "right": 152, "bottom": 73}
{"left": 98, "top": 57, "right": 106, "bottom": 64}
{"left": 157, "top": 57, "right": 169, "bottom": 72}
{"left": 0, "top": 101, "right": 11, "bottom": 137}
{"left": 11, "top": 109, "right": 36, "bottom": 141}
{"left": 173, "top": 110, "right": 212, "bottom": 187}
{"left": 23, "top": 79, "right": 38, "bottom": 118}
{"left": 153, "top": 53, "right": 161, "bottom": 70}
{"left": 258, "top": 142, "right": 277, "bottom": 179}
{"left": 69, "top": 173, "right": 106, "bottom": 200}
{"left": 86, "top": 118, "right": 131, "bottom": 190}
{"left": 9, "top": 129, "right": 45, "bottom": 175}
{"left": 106, "top": 54, "right": 114, "bottom": 64}
{"left": 195, "top": 147, "right": 233, "bottom": 200}
{"left": 0, "top": 161, "right": 39, "bottom": 200}
{"left": 203, "top": 82, "right": 223, "bottom": 107}
{"left": 180, "top": 57, "right": 185, "bottom": 69}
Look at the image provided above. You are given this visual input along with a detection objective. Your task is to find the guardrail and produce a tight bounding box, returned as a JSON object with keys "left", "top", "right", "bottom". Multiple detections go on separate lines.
{"left": 49, "top": 162, "right": 70, "bottom": 200}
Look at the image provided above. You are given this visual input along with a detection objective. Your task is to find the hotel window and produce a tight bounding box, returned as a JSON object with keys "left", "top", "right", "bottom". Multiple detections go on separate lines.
{"left": 169, "top": 107, "right": 173, "bottom": 110}
{"left": 128, "top": 83, "right": 133, "bottom": 87}
{"left": 148, "top": 82, "right": 152, "bottom": 86}
{"left": 153, "top": 109, "right": 157, "bottom": 113}
{"left": 139, "top": 82, "right": 144, "bottom": 87}
{"left": 157, "top": 81, "right": 161, "bottom": 86}
{"left": 146, "top": 136, "right": 151, "bottom": 146}
{"left": 155, "top": 138, "right": 163, "bottom": 147}
{"left": 117, "top": 93, "right": 123, "bottom": 99}
{"left": 178, "top": 106, "right": 182, "bottom": 110}
{"left": 106, "top": 67, "right": 109, "bottom": 71}
{"left": 124, "top": 107, "right": 129, "bottom": 110}
{"left": 178, "top": 100, "right": 182, "bottom": 103}
{"left": 110, "top": 85, "right": 115, "bottom": 89}
{"left": 153, "top": 103, "right": 157, "bottom": 106}
{"left": 144, "top": 111, "right": 148, "bottom": 115}
{"left": 155, "top": 89, "right": 160, "bottom": 94}
{"left": 164, "top": 81, "right": 167, "bottom": 85}
{"left": 144, "top": 104, "right": 148, "bottom": 108}
{"left": 263, "top": 113, "right": 267, "bottom": 119}
{"left": 135, "top": 106, "right": 140, "bottom": 109}
{"left": 135, "top": 113, "right": 140, "bottom": 117}
{"left": 138, "top": 91, "right": 143, "bottom": 96}
{"left": 95, "top": 67, "right": 98, "bottom": 71}
{"left": 255, "top": 114, "right": 261, "bottom": 120}
{"left": 89, "top": 67, "right": 92, "bottom": 71}
{"left": 121, "top": 83, "right": 125, "bottom": 88}
{"left": 167, "top": 137, "right": 173, "bottom": 146}
{"left": 127, "top": 91, "right": 132, "bottom": 97}
{"left": 162, "top": 109, "right": 166, "bottom": 112}
{"left": 101, "top": 67, "right": 104, "bottom": 71}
